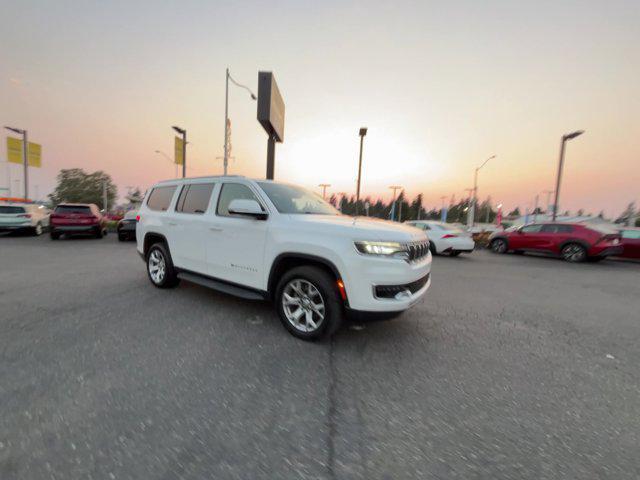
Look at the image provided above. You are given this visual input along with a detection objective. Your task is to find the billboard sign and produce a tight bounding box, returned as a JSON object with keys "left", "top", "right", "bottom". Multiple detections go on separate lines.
{"left": 257, "top": 72, "right": 285, "bottom": 142}
{"left": 6, "top": 137, "right": 42, "bottom": 167}
{"left": 174, "top": 136, "right": 184, "bottom": 165}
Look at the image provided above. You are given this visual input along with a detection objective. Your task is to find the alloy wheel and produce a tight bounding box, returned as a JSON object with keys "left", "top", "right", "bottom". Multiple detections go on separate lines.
{"left": 148, "top": 249, "right": 166, "bottom": 284}
{"left": 282, "top": 279, "right": 326, "bottom": 333}
{"left": 492, "top": 239, "right": 507, "bottom": 254}
{"left": 562, "top": 244, "right": 586, "bottom": 262}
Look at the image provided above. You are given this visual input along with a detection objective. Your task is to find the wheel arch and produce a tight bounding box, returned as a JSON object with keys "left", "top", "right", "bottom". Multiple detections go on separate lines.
{"left": 143, "top": 232, "right": 170, "bottom": 258}
{"left": 267, "top": 253, "right": 344, "bottom": 302}
{"left": 559, "top": 239, "right": 590, "bottom": 252}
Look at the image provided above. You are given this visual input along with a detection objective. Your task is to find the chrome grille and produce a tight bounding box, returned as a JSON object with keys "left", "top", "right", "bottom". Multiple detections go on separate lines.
{"left": 406, "top": 241, "right": 429, "bottom": 263}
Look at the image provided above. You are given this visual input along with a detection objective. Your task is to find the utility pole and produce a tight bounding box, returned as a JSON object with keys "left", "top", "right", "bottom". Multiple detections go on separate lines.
{"left": 389, "top": 185, "right": 402, "bottom": 221}
{"left": 468, "top": 154, "right": 496, "bottom": 228}
{"left": 224, "top": 68, "right": 257, "bottom": 176}
{"left": 318, "top": 183, "right": 331, "bottom": 199}
{"left": 465, "top": 188, "right": 474, "bottom": 225}
{"left": 533, "top": 194, "right": 539, "bottom": 223}
{"left": 553, "top": 130, "right": 584, "bottom": 222}
{"left": 355, "top": 127, "right": 367, "bottom": 215}
{"left": 103, "top": 180, "right": 108, "bottom": 212}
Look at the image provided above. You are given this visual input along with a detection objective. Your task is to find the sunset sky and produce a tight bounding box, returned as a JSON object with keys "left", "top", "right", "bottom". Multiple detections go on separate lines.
{"left": 1, "top": 0, "right": 639, "bottom": 217}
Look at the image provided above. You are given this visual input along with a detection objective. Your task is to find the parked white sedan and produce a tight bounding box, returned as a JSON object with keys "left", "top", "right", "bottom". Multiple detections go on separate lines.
{"left": 0, "top": 203, "right": 50, "bottom": 236}
{"left": 405, "top": 221, "right": 475, "bottom": 256}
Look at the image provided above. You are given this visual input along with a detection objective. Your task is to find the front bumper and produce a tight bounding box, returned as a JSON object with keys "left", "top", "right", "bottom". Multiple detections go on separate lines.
{"left": 593, "top": 246, "right": 624, "bottom": 257}
{"left": 343, "top": 251, "right": 432, "bottom": 312}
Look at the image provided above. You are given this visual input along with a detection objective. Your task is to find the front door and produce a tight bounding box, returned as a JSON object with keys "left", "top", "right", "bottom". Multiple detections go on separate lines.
{"left": 206, "top": 182, "right": 269, "bottom": 290}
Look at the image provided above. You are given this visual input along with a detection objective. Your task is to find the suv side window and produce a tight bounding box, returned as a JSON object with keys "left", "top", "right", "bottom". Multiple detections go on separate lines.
{"left": 521, "top": 224, "right": 542, "bottom": 233}
{"left": 216, "top": 183, "right": 264, "bottom": 217}
{"left": 175, "top": 183, "right": 215, "bottom": 214}
{"left": 147, "top": 186, "right": 177, "bottom": 211}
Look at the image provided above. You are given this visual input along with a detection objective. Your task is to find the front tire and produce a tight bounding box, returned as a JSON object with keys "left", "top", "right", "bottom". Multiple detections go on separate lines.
{"left": 490, "top": 238, "right": 508, "bottom": 254}
{"left": 561, "top": 243, "right": 587, "bottom": 263}
{"left": 275, "top": 266, "right": 344, "bottom": 340}
{"left": 33, "top": 223, "right": 43, "bottom": 236}
{"left": 50, "top": 231, "right": 60, "bottom": 240}
{"left": 146, "top": 243, "right": 179, "bottom": 288}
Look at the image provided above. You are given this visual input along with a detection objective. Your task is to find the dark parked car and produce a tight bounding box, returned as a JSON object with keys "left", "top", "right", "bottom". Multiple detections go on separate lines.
{"left": 488, "top": 222, "right": 622, "bottom": 263}
{"left": 617, "top": 228, "right": 640, "bottom": 259}
{"left": 50, "top": 203, "right": 107, "bottom": 239}
{"left": 117, "top": 210, "right": 138, "bottom": 241}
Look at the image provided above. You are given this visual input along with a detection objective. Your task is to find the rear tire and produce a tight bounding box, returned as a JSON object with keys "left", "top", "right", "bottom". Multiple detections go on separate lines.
{"left": 429, "top": 241, "right": 437, "bottom": 255}
{"left": 449, "top": 251, "right": 461, "bottom": 257}
{"left": 32, "top": 223, "right": 43, "bottom": 236}
{"left": 561, "top": 243, "right": 587, "bottom": 263}
{"left": 490, "top": 238, "right": 508, "bottom": 254}
{"left": 118, "top": 233, "right": 126, "bottom": 242}
{"left": 94, "top": 227, "right": 103, "bottom": 239}
{"left": 146, "top": 243, "right": 179, "bottom": 288}
{"left": 275, "top": 266, "right": 344, "bottom": 340}
{"left": 50, "top": 232, "right": 60, "bottom": 240}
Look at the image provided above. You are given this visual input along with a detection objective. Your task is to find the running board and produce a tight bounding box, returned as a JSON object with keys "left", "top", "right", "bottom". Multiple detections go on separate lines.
{"left": 177, "top": 272, "right": 265, "bottom": 300}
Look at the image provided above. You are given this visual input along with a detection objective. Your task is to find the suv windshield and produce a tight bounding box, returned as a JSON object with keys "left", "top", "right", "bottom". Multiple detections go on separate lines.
{"left": 257, "top": 182, "right": 340, "bottom": 215}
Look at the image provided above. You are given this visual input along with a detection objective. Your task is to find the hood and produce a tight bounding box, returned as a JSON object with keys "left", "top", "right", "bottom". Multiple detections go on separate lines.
{"left": 286, "top": 214, "right": 427, "bottom": 242}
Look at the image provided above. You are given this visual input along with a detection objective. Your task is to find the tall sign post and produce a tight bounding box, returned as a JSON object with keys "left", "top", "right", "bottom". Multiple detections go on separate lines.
{"left": 5, "top": 127, "right": 42, "bottom": 200}
{"left": 257, "top": 72, "right": 285, "bottom": 180}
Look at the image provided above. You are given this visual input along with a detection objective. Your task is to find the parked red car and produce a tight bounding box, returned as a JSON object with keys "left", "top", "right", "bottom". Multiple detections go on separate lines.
{"left": 488, "top": 222, "right": 622, "bottom": 262}
{"left": 49, "top": 203, "right": 107, "bottom": 239}
{"left": 617, "top": 228, "right": 640, "bottom": 259}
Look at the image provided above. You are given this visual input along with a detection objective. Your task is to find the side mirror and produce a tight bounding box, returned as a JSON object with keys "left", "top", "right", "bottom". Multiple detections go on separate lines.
{"left": 228, "top": 199, "right": 267, "bottom": 220}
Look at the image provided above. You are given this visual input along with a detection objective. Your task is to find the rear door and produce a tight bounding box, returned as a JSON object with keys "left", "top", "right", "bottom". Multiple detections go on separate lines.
{"left": 205, "top": 182, "right": 269, "bottom": 290}
{"left": 621, "top": 230, "right": 640, "bottom": 258}
{"left": 169, "top": 182, "right": 216, "bottom": 273}
{"left": 0, "top": 205, "right": 27, "bottom": 228}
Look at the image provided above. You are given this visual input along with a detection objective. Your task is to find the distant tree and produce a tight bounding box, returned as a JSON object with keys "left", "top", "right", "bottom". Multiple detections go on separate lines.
{"left": 126, "top": 187, "right": 143, "bottom": 205}
{"left": 615, "top": 202, "right": 636, "bottom": 226}
{"left": 577, "top": 208, "right": 585, "bottom": 216}
{"left": 328, "top": 194, "right": 337, "bottom": 208}
{"left": 48, "top": 168, "right": 117, "bottom": 210}
{"left": 508, "top": 207, "right": 521, "bottom": 217}
{"left": 636, "top": 218, "right": 640, "bottom": 227}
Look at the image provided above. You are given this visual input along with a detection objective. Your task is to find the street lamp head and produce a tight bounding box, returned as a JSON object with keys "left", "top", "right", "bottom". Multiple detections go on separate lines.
{"left": 359, "top": 127, "right": 368, "bottom": 137}
{"left": 172, "top": 126, "right": 185, "bottom": 135}
{"left": 564, "top": 130, "right": 584, "bottom": 141}
{"left": 4, "top": 126, "right": 25, "bottom": 134}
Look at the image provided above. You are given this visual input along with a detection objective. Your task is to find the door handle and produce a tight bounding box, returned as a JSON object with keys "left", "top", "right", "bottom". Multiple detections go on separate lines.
{"left": 168, "top": 221, "right": 177, "bottom": 226}
{"left": 209, "top": 226, "right": 223, "bottom": 232}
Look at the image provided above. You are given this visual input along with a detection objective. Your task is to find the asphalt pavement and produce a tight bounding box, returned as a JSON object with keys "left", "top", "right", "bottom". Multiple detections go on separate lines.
{"left": 1, "top": 233, "right": 639, "bottom": 479}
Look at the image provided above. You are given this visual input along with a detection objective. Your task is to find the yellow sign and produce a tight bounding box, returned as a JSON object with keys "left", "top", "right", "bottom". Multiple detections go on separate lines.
{"left": 6, "top": 137, "right": 42, "bottom": 168}
{"left": 174, "top": 136, "right": 184, "bottom": 165}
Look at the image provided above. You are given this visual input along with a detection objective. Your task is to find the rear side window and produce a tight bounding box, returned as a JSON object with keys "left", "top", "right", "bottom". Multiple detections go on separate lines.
{"left": 541, "top": 224, "right": 574, "bottom": 233}
{"left": 216, "top": 183, "right": 263, "bottom": 216}
{"left": 55, "top": 205, "right": 91, "bottom": 214}
{"left": 0, "top": 206, "right": 25, "bottom": 214}
{"left": 175, "top": 183, "right": 215, "bottom": 214}
{"left": 621, "top": 230, "right": 640, "bottom": 239}
{"left": 146, "top": 186, "right": 177, "bottom": 211}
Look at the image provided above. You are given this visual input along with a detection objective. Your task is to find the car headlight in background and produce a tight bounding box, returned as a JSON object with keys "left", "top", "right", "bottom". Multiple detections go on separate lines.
{"left": 354, "top": 241, "right": 408, "bottom": 260}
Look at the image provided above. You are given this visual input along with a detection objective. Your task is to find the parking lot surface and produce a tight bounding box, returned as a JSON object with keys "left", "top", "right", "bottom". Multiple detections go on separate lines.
{"left": 1, "top": 233, "right": 639, "bottom": 479}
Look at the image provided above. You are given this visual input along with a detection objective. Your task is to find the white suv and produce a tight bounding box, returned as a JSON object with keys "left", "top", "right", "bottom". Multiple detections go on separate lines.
{"left": 136, "top": 176, "right": 432, "bottom": 339}
{"left": 0, "top": 203, "right": 50, "bottom": 236}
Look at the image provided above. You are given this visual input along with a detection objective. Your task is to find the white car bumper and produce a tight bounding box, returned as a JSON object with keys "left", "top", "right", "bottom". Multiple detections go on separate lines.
{"left": 342, "top": 251, "right": 432, "bottom": 312}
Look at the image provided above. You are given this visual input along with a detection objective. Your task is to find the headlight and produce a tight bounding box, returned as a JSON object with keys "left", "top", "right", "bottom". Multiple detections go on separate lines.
{"left": 354, "top": 241, "right": 408, "bottom": 259}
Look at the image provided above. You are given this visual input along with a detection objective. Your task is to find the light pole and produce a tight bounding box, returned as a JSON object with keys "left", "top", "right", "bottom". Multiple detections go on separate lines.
{"left": 355, "top": 127, "right": 368, "bottom": 215}
{"left": 552, "top": 130, "right": 584, "bottom": 222}
{"left": 389, "top": 185, "right": 402, "bottom": 221}
{"left": 542, "top": 189, "right": 554, "bottom": 214}
{"left": 319, "top": 183, "right": 331, "bottom": 199}
{"left": 172, "top": 126, "right": 186, "bottom": 178}
{"left": 224, "top": 68, "right": 257, "bottom": 176}
{"left": 468, "top": 154, "right": 496, "bottom": 228}
{"left": 4, "top": 126, "right": 28, "bottom": 199}
{"left": 155, "top": 150, "right": 178, "bottom": 178}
